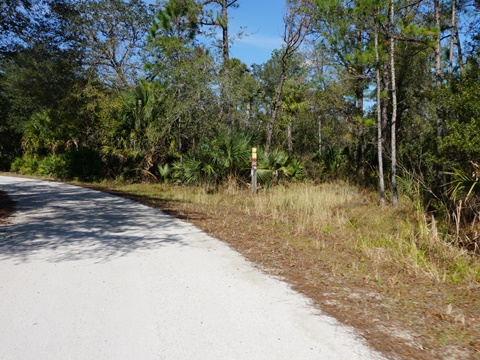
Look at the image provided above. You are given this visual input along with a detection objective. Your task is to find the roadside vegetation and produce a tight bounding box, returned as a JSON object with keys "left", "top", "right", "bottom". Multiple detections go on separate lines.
{"left": 82, "top": 180, "right": 479, "bottom": 359}
{"left": 2, "top": 0, "right": 480, "bottom": 358}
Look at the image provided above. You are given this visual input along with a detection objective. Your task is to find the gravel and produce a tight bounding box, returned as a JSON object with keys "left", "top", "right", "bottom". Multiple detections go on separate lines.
{"left": 0, "top": 176, "right": 384, "bottom": 359}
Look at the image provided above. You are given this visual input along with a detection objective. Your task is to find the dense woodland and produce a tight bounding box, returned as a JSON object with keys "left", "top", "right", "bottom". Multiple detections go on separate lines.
{"left": 1, "top": 0, "right": 480, "bottom": 242}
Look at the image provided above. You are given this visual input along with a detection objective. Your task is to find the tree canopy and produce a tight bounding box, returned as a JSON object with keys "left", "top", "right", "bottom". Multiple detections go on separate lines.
{"left": 1, "top": 0, "right": 480, "bottom": 215}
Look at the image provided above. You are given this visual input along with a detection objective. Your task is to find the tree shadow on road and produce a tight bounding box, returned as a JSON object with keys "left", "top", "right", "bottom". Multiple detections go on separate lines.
{"left": 0, "top": 180, "right": 204, "bottom": 263}
{"left": 0, "top": 190, "right": 15, "bottom": 225}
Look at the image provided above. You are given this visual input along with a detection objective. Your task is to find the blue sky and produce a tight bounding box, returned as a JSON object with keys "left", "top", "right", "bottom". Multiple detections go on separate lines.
{"left": 229, "top": 0, "right": 286, "bottom": 65}
{"left": 147, "top": 0, "right": 286, "bottom": 66}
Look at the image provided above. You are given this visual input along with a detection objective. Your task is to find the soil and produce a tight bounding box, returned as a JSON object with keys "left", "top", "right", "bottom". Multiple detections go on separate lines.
{"left": 94, "top": 189, "right": 480, "bottom": 360}
{"left": 3, "top": 181, "right": 480, "bottom": 359}
{"left": 0, "top": 190, "right": 15, "bottom": 225}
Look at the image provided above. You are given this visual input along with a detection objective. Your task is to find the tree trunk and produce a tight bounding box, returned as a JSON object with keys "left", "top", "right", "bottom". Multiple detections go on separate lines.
{"left": 381, "top": 61, "right": 390, "bottom": 151}
{"left": 266, "top": 1, "right": 310, "bottom": 152}
{"left": 456, "top": 28, "right": 464, "bottom": 75}
{"left": 390, "top": 0, "right": 398, "bottom": 206}
{"left": 222, "top": 81, "right": 233, "bottom": 130}
{"left": 287, "top": 118, "right": 293, "bottom": 153}
{"left": 266, "top": 70, "right": 286, "bottom": 152}
{"left": 448, "top": 0, "right": 457, "bottom": 76}
{"left": 434, "top": 0, "right": 443, "bottom": 190}
{"left": 355, "top": 84, "right": 365, "bottom": 179}
{"left": 355, "top": 29, "right": 365, "bottom": 179}
{"left": 178, "top": 116, "right": 184, "bottom": 184}
{"left": 318, "top": 116, "right": 322, "bottom": 154}
{"left": 221, "top": 0, "right": 232, "bottom": 129}
{"left": 221, "top": 0, "right": 229, "bottom": 62}
{"left": 211, "top": 0, "right": 233, "bottom": 130}
{"left": 375, "top": 15, "right": 385, "bottom": 206}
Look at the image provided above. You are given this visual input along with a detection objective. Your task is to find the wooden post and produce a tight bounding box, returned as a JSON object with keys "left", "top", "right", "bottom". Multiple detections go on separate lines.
{"left": 252, "top": 147, "right": 257, "bottom": 194}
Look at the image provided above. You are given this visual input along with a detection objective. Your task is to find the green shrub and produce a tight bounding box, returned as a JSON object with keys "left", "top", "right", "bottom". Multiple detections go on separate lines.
{"left": 10, "top": 155, "right": 39, "bottom": 175}
{"left": 257, "top": 149, "right": 305, "bottom": 188}
{"left": 38, "top": 154, "right": 68, "bottom": 178}
{"left": 10, "top": 148, "right": 106, "bottom": 181}
{"left": 175, "top": 131, "right": 253, "bottom": 186}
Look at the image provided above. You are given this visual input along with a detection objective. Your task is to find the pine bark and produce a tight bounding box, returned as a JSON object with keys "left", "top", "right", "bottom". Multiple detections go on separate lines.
{"left": 203, "top": 0, "right": 237, "bottom": 130}
{"left": 434, "top": 0, "right": 443, "bottom": 189}
{"left": 375, "top": 16, "right": 386, "bottom": 206}
{"left": 355, "top": 30, "right": 365, "bottom": 179}
{"left": 448, "top": 0, "right": 456, "bottom": 75}
{"left": 318, "top": 117, "right": 322, "bottom": 154}
{"left": 220, "top": 0, "right": 232, "bottom": 130}
{"left": 287, "top": 119, "right": 293, "bottom": 152}
{"left": 456, "top": 28, "right": 464, "bottom": 74}
{"left": 390, "top": 0, "right": 398, "bottom": 206}
{"left": 381, "top": 62, "right": 390, "bottom": 150}
{"left": 355, "top": 84, "right": 365, "bottom": 178}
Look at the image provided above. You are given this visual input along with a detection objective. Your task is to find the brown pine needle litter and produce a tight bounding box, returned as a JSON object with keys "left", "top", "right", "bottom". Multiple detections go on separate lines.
{"left": 6, "top": 179, "right": 480, "bottom": 359}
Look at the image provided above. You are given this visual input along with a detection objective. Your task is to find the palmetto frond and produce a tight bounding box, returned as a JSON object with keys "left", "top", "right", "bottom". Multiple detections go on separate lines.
{"left": 446, "top": 168, "right": 480, "bottom": 202}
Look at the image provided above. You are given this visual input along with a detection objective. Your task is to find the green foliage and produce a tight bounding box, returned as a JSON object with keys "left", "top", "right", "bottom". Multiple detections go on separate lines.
{"left": 433, "top": 67, "right": 480, "bottom": 225}
{"left": 150, "top": 0, "right": 200, "bottom": 41}
{"left": 10, "top": 156, "right": 39, "bottom": 175}
{"left": 441, "top": 117, "right": 480, "bottom": 167}
{"left": 170, "top": 132, "right": 304, "bottom": 189}
{"left": 67, "top": 148, "right": 106, "bottom": 181}
{"left": 10, "top": 154, "right": 67, "bottom": 178}
{"left": 72, "top": 0, "right": 151, "bottom": 89}
{"left": 176, "top": 131, "right": 253, "bottom": 186}
{"left": 210, "top": 131, "right": 252, "bottom": 177}
{"left": 314, "top": 146, "right": 351, "bottom": 180}
{"left": 446, "top": 168, "right": 480, "bottom": 202}
{"left": 147, "top": 0, "right": 203, "bottom": 66}
{"left": 10, "top": 148, "right": 105, "bottom": 181}
{"left": 37, "top": 154, "right": 69, "bottom": 178}
{"left": 157, "top": 163, "right": 174, "bottom": 184}
{"left": 257, "top": 149, "right": 304, "bottom": 188}
{"left": 0, "top": 35, "right": 91, "bottom": 168}
{"left": 22, "top": 110, "right": 66, "bottom": 155}
{"left": 179, "top": 157, "right": 221, "bottom": 186}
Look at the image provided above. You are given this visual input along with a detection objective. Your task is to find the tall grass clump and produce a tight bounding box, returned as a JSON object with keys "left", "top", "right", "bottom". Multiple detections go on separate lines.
{"left": 352, "top": 175, "right": 480, "bottom": 285}
{"left": 251, "top": 182, "right": 359, "bottom": 235}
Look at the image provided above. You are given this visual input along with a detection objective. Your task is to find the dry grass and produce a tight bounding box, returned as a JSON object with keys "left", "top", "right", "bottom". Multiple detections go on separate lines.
{"left": 4, "top": 172, "right": 480, "bottom": 357}
{"left": 112, "top": 182, "right": 480, "bottom": 284}
{"left": 84, "top": 181, "right": 480, "bottom": 359}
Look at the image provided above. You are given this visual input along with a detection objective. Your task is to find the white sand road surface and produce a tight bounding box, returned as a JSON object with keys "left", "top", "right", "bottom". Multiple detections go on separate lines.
{"left": 0, "top": 176, "right": 384, "bottom": 359}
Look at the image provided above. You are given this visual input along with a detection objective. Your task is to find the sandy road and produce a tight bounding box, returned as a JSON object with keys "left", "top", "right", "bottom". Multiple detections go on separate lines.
{"left": 0, "top": 176, "right": 384, "bottom": 359}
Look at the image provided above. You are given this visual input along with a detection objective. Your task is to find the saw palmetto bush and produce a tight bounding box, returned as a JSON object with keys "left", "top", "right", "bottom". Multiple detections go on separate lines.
{"left": 447, "top": 166, "right": 480, "bottom": 203}
{"left": 316, "top": 146, "right": 351, "bottom": 180}
{"left": 257, "top": 149, "right": 304, "bottom": 188}
{"left": 173, "top": 131, "right": 252, "bottom": 186}
{"left": 170, "top": 132, "right": 304, "bottom": 189}
{"left": 445, "top": 164, "right": 480, "bottom": 251}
